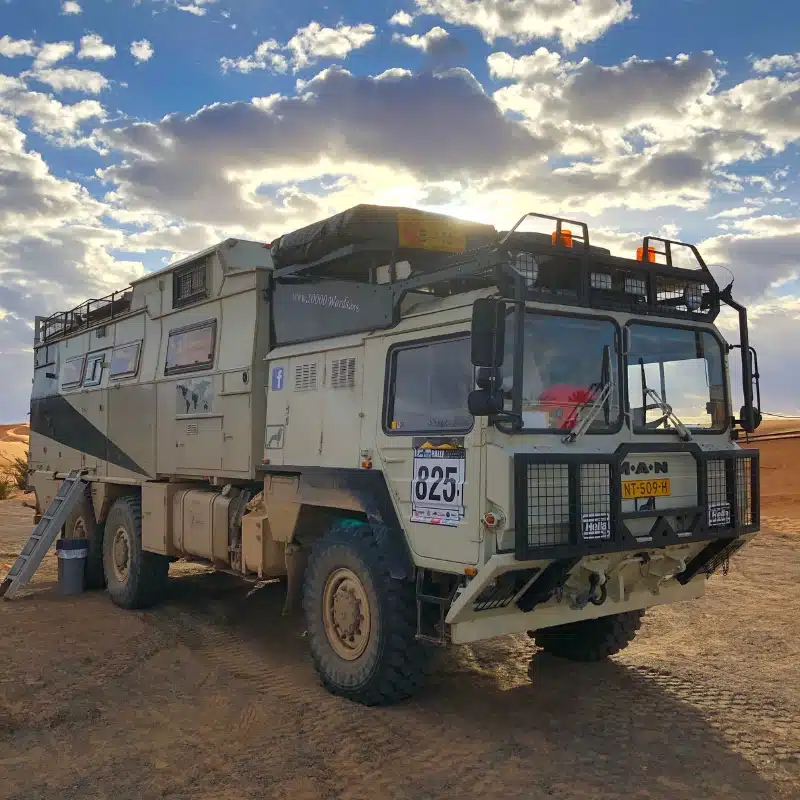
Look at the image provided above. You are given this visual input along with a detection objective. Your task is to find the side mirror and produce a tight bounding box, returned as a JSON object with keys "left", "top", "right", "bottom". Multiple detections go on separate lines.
{"left": 471, "top": 298, "right": 505, "bottom": 368}
{"left": 468, "top": 388, "right": 504, "bottom": 416}
{"left": 740, "top": 405, "right": 762, "bottom": 433}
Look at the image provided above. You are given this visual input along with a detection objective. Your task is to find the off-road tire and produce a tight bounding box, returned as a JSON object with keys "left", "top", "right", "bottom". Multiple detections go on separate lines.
{"left": 63, "top": 488, "right": 105, "bottom": 590}
{"left": 302, "top": 520, "right": 433, "bottom": 706}
{"left": 103, "top": 495, "right": 169, "bottom": 610}
{"left": 534, "top": 610, "right": 645, "bottom": 662}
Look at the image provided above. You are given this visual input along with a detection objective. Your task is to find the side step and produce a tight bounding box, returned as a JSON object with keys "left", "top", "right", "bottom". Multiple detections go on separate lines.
{"left": 0, "top": 470, "right": 88, "bottom": 600}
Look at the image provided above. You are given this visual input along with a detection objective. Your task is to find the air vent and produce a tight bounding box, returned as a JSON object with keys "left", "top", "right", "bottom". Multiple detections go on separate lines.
{"left": 330, "top": 357, "right": 356, "bottom": 389}
{"left": 294, "top": 362, "right": 318, "bottom": 391}
{"left": 185, "top": 422, "right": 198, "bottom": 436}
{"left": 173, "top": 258, "right": 208, "bottom": 308}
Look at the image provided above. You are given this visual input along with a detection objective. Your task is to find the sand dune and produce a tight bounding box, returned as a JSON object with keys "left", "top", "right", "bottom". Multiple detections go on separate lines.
{"left": 0, "top": 424, "right": 29, "bottom": 478}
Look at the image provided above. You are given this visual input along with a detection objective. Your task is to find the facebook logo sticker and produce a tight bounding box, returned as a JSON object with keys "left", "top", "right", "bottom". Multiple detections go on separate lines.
{"left": 271, "top": 366, "right": 285, "bottom": 391}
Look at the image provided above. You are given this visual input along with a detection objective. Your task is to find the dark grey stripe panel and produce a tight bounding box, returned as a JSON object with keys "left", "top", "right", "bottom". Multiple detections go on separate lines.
{"left": 30, "top": 395, "right": 150, "bottom": 477}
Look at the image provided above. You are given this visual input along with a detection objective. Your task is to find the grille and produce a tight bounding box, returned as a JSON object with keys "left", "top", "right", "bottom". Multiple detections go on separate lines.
{"left": 472, "top": 569, "right": 539, "bottom": 613}
{"left": 173, "top": 260, "right": 208, "bottom": 307}
{"left": 294, "top": 362, "right": 318, "bottom": 391}
{"left": 706, "top": 459, "right": 730, "bottom": 527}
{"left": 736, "top": 457, "right": 754, "bottom": 527}
{"left": 525, "top": 463, "right": 570, "bottom": 547}
{"left": 330, "top": 357, "right": 356, "bottom": 389}
{"left": 580, "top": 463, "right": 612, "bottom": 540}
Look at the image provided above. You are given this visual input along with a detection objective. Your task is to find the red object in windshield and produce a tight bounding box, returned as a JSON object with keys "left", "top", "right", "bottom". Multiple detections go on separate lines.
{"left": 537, "top": 385, "right": 594, "bottom": 429}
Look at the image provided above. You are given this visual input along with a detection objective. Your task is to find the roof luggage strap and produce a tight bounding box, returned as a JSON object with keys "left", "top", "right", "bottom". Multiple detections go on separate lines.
{"left": 499, "top": 212, "right": 591, "bottom": 250}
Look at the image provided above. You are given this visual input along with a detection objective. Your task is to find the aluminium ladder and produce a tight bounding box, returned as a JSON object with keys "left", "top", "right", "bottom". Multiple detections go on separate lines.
{"left": 0, "top": 470, "right": 88, "bottom": 600}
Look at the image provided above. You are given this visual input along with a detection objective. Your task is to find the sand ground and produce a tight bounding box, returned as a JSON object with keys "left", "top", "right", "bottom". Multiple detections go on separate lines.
{"left": 0, "top": 424, "right": 798, "bottom": 799}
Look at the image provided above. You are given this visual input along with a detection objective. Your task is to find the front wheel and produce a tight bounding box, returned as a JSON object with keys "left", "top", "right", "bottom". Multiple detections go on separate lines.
{"left": 103, "top": 495, "right": 169, "bottom": 610}
{"left": 533, "top": 610, "right": 645, "bottom": 662}
{"left": 302, "top": 520, "right": 433, "bottom": 706}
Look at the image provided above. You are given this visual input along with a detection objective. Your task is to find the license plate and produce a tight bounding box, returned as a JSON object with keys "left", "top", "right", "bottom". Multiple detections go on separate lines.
{"left": 622, "top": 478, "right": 671, "bottom": 500}
{"left": 397, "top": 211, "right": 467, "bottom": 253}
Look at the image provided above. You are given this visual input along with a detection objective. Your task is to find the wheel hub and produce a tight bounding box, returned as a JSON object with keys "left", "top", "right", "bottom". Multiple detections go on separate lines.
{"left": 112, "top": 526, "right": 131, "bottom": 583}
{"left": 322, "top": 568, "right": 371, "bottom": 660}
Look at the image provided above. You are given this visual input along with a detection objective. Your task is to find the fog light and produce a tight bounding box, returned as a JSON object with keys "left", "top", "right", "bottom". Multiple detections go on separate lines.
{"left": 684, "top": 283, "right": 704, "bottom": 311}
{"left": 625, "top": 276, "right": 647, "bottom": 297}
{"left": 591, "top": 272, "right": 612, "bottom": 290}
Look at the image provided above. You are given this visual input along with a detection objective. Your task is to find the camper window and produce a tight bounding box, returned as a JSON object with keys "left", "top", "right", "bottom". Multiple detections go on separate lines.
{"left": 165, "top": 319, "right": 217, "bottom": 376}
{"left": 62, "top": 354, "right": 86, "bottom": 388}
{"left": 110, "top": 342, "right": 141, "bottom": 380}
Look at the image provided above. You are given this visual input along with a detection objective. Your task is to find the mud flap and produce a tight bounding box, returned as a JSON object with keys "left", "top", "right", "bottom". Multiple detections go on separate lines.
{"left": 283, "top": 542, "right": 308, "bottom": 615}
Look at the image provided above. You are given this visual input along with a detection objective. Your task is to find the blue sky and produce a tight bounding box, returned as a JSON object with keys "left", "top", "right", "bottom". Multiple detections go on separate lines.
{"left": 1, "top": 0, "right": 799, "bottom": 421}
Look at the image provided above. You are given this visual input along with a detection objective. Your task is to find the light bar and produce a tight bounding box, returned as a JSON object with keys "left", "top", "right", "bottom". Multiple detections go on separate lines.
{"left": 551, "top": 229, "right": 573, "bottom": 248}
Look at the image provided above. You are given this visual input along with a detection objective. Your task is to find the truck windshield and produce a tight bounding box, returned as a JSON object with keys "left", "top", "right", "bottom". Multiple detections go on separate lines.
{"left": 627, "top": 324, "right": 727, "bottom": 432}
{"left": 501, "top": 311, "right": 621, "bottom": 432}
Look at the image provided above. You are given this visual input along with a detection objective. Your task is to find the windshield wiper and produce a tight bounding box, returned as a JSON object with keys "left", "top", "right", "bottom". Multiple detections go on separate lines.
{"left": 638, "top": 358, "right": 692, "bottom": 441}
{"left": 562, "top": 345, "right": 614, "bottom": 444}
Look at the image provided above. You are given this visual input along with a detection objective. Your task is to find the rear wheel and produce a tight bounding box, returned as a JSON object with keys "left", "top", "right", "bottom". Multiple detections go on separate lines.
{"left": 533, "top": 610, "right": 645, "bottom": 662}
{"left": 302, "top": 520, "right": 433, "bottom": 706}
{"left": 103, "top": 495, "right": 169, "bottom": 610}
{"left": 63, "top": 489, "right": 105, "bottom": 590}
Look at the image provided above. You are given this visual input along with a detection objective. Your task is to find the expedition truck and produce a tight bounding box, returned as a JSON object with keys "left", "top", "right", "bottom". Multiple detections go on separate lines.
{"left": 18, "top": 205, "right": 762, "bottom": 706}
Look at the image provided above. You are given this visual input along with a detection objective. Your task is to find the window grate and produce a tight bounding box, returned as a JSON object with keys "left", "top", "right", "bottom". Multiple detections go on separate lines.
{"left": 525, "top": 463, "right": 570, "bottom": 548}
{"left": 580, "top": 463, "right": 612, "bottom": 541}
{"left": 173, "top": 260, "right": 208, "bottom": 307}
{"left": 330, "top": 357, "right": 356, "bottom": 389}
{"left": 294, "top": 362, "right": 318, "bottom": 391}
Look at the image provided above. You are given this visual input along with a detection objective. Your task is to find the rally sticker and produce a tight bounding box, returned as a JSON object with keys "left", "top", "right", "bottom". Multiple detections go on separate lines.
{"left": 410, "top": 437, "right": 466, "bottom": 527}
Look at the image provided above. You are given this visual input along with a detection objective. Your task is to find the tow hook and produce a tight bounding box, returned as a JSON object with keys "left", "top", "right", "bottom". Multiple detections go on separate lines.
{"left": 569, "top": 572, "right": 608, "bottom": 610}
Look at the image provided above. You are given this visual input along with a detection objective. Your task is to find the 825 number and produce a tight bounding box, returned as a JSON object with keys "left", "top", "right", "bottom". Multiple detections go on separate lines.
{"left": 414, "top": 464, "right": 459, "bottom": 504}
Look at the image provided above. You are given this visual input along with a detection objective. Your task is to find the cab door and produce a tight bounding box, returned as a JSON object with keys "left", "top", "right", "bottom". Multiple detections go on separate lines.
{"left": 367, "top": 329, "right": 482, "bottom": 566}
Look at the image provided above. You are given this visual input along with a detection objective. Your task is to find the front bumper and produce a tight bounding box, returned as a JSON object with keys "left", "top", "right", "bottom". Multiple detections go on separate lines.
{"left": 512, "top": 443, "right": 759, "bottom": 562}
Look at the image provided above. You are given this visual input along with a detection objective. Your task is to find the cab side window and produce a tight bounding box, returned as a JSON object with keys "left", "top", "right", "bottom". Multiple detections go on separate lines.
{"left": 385, "top": 336, "right": 473, "bottom": 434}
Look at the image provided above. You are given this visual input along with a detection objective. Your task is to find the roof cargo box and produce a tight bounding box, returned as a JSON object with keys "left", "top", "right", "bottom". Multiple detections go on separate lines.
{"left": 269, "top": 204, "right": 498, "bottom": 269}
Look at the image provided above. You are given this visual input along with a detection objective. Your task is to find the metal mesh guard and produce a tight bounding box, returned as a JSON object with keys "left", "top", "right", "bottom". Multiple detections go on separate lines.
{"left": 580, "top": 463, "right": 611, "bottom": 541}
{"left": 736, "top": 456, "right": 754, "bottom": 527}
{"left": 526, "top": 463, "right": 570, "bottom": 547}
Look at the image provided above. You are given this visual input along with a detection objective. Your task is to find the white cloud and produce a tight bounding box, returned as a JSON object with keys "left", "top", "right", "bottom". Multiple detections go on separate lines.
{"left": 221, "top": 21, "right": 376, "bottom": 75}
{"left": 27, "top": 68, "right": 109, "bottom": 95}
{"left": 394, "top": 25, "right": 448, "bottom": 52}
{"left": 412, "top": 0, "right": 633, "bottom": 49}
{"left": 78, "top": 34, "right": 116, "bottom": 61}
{"left": 698, "top": 216, "right": 800, "bottom": 301}
{"left": 752, "top": 53, "right": 800, "bottom": 74}
{"left": 130, "top": 39, "right": 154, "bottom": 64}
{"left": 0, "top": 35, "right": 37, "bottom": 58}
{"left": 33, "top": 41, "right": 75, "bottom": 69}
{"left": 0, "top": 79, "right": 106, "bottom": 136}
{"left": 61, "top": 1, "right": 82, "bottom": 14}
{"left": 220, "top": 40, "right": 288, "bottom": 74}
{"left": 710, "top": 206, "right": 759, "bottom": 220}
{"left": 286, "top": 22, "right": 377, "bottom": 71}
{"left": 177, "top": 4, "right": 208, "bottom": 16}
{"left": 389, "top": 10, "right": 415, "bottom": 26}
{"left": 96, "top": 67, "right": 548, "bottom": 229}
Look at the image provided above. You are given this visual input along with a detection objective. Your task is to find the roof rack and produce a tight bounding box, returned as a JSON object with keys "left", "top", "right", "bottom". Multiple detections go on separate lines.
{"left": 269, "top": 213, "right": 723, "bottom": 346}
{"left": 37, "top": 288, "right": 133, "bottom": 345}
